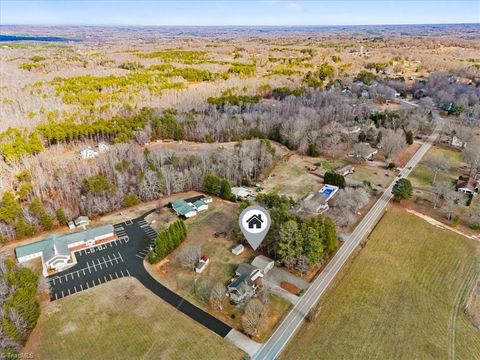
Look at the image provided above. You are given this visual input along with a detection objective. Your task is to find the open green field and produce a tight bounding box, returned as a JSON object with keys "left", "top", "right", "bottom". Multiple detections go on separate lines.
{"left": 24, "top": 278, "right": 244, "bottom": 360}
{"left": 410, "top": 146, "right": 467, "bottom": 189}
{"left": 282, "top": 206, "right": 480, "bottom": 360}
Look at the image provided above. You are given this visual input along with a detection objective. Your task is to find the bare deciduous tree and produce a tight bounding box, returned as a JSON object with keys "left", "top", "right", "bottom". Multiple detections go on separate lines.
{"left": 209, "top": 282, "right": 226, "bottom": 310}
{"left": 178, "top": 245, "right": 202, "bottom": 268}
{"left": 241, "top": 299, "right": 265, "bottom": 336}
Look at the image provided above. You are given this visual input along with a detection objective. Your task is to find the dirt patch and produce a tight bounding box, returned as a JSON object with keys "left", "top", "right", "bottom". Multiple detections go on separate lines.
{"left": 280, "top": 281, "right": 301, "bottom": 295}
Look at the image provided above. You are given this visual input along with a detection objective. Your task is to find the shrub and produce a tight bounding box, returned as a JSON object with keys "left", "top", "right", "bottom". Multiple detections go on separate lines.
{"left": 324, "top": 172, "right": 346, "bottom": 188}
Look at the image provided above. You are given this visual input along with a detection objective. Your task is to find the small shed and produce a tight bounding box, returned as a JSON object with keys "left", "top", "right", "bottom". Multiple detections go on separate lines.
{"left": 232, "top": 244, "right": 245, "bottom": 255}
{"left": 251, "top": 255, "right": 275, "bottom": 274}
{"left": 195, "top": 255, "right": 210, "bottom": 273}
{"left": 192, "top": 199, "right": 208, "bottom": 212}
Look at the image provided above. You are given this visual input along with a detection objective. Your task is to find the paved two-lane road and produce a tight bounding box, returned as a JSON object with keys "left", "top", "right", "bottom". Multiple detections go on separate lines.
{"left": 253, "top": 125, "right": 441, "bottom": 360}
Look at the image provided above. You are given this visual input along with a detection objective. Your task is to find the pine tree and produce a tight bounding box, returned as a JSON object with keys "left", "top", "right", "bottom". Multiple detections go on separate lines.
{"left": 323, "top": 217, "right": 337, "bottom": 253}
{"left": 55, "top": 208, "right": 68, "bottom": 225}
{"left": 219, "top": 179, "right": 232, "bottom": 200}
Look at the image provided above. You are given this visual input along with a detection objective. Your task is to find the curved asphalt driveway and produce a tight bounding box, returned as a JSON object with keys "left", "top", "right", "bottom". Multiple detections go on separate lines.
{"left": 48, "top": 208, "right": 231, "bottom": 338}
{"left": 115, "top": 212, "right": 232, "bottom": 338}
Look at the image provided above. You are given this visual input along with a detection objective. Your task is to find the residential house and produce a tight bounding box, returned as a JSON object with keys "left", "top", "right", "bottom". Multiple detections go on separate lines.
{"left": 15, "top": 225, "right": 117, "bottom": 276}
{"left": 348, "top": 143, "right": 378, "bottom": 161}
{"left": 227, "top": 263, "right": 263, "bottom": 303}
{"left": 251, "top": 255, "right": 275, "bottom": 274}
{"left": 334, "top": 164, "right": 355, "bottom": 176}
{"left": 301, "top": 192, "right": 329, "bottom": 214}
{"left": 450, "top": 136, "right": 467, "bottom": 149}
{"left": 171, "top": 200, "right": 197, "bottom": 218}
{"left": 97, "top": 142, "right": 110, "bottom": 153}
{"left": 195, "top": 255, "right": 209, "bottom": 273}
{"left": 80, "top": 146, "right": 98, "bottom": 160}
{"left": 73, "top": 216, "right": 91, "bottom": 229}
{"left": 232, "top": 187, "right": 255, "bottom": 200}
{"left": 456, "top": 177, "right": 479, "bottom": 195}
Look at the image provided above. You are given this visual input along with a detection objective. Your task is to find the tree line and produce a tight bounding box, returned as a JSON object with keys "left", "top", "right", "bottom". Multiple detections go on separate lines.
{"left": 0, "top": 257, "right": 40, "bottom": 358}
{"left": 147, "top": 220, "right": 187, "bottom": 264}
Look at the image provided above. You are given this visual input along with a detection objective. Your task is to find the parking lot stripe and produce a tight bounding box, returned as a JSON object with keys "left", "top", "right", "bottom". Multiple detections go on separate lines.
{"left": 115, "top": 272, "right": 118, "bottom": 278}
{"left": 120, "top": 270, "right": 124, "bottom": 277}
{"left": 86, "top": 282, "right": 90, "bottom": 289}
{"left": 80, "top": 284, "right": 84, "bottom": 291}
{"left": 136, "top": 254, "right": 144, "bottom": 259}
{"left": 92, "top": 280, "right": 95, "bottom": 287}
{"left": 54, "top": 293, "right": 58, "bottom": 300}
{"left": 109, "top": 273, "right": 113, "bottom": 280}
{"left": 126, "top": 269, "right": 130, "bottom": 276}
{"left": 61, "top": 290, "right": 64, "bottom": 297}
{"left": 74, "top": 286, "right": 77, "bottom": 292}
{"left": 68, "top": 289, "right": 71, "bottom": 295}
{"left": 59, "top": 277, "right": 62, "bottom": 284}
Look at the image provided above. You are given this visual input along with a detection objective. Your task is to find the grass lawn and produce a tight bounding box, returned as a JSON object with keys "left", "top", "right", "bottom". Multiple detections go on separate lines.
{"left": 351, "top": 165, "right": 396, "bottom": 188}
{"left": 281, "top": 206, "right": 480, "bottom": 360}
{"left": 262, "top": 154, "right": 343, "bottom": 200}
{"left": 24, "top": 278, "right": 244, "bottom": 360}
{"left": 410, "top": 146, "right": 468, "bottom": 190}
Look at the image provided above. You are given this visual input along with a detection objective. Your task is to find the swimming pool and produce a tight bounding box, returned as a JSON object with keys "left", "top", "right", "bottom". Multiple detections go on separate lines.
{"left": 319, "top": 184, "right": 339, "bottom": 200}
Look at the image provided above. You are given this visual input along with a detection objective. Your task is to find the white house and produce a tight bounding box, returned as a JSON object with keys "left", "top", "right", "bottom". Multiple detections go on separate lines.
{"left": 97, "top": 142, "right": 110, "bottom": 153}
{"left": 251, "top": 255, "right": 275, "bottom": 274}
{"left": 232, "top": 187, "right": 254, "bottom": 200}
{"left": 191, "top": 199, "right": 208, "bottom": 212}
{"left": 456, "top": 177, "right": 478, "bottom": 195}
{"left": 80, "top": 146, "right": 98, "bottom": 160}
{"left": 73, "top": 216, "right": 91, "bottom": 229}
{"left": 451, "top": 136, "right": 467, "bottom": 149}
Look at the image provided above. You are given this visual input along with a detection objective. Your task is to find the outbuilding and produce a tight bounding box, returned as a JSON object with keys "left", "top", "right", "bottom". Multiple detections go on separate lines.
{"left": 232, "top": 244, "right": 245, "bottom": 255}
{"left": 251, "top": 255, "right": 275, "bottom": 274}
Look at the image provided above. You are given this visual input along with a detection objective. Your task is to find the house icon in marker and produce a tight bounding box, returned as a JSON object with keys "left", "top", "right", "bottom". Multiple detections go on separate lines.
{"left": 246, "top": 214, "right": 263, "bottom": 229}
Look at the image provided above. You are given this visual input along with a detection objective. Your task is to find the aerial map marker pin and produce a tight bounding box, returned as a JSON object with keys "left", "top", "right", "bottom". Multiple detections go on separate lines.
{"left": 239, "top": 205, "right": 271, "bottom": 250}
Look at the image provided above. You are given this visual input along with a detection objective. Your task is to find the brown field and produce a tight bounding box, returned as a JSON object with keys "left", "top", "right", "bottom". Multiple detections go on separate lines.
{"left": 24, "top": 278, "right": 244, "bottom": 360}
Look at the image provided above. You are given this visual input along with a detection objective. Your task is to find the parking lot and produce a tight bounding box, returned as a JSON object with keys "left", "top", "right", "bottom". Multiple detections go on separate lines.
{"left": 47, "top": 217, "right": 156, "bottom": 301}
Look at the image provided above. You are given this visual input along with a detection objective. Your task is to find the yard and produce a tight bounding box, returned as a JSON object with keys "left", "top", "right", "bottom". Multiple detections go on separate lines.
{"left": 410, "top": 145, "right": 468, "bottom": 190}
{"left": 281, "top": 206, "right": 480, "bottom": 360}
{"left": 24, "top": 278, "right": 244, "bottom": 360}
{"left": 261, "top": 154, "right": 345, "bottom": 200}
{"left": 145, "top": 200, "right": 292, "bottom": 342}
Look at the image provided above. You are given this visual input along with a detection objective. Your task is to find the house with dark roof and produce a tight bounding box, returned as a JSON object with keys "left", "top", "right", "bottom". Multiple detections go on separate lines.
{"left": 15, "top": 225, "right": 117, "bottom": 276}
{"left": 227, "top": 263, "right": 264, "bottom": 303}
{"left": 334, "top": 164, "right": 355, "bottom": 176}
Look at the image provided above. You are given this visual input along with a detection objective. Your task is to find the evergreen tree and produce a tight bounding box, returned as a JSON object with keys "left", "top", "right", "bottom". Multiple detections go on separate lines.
{"left": 302, "top": 224, "right": 323, "bottom": 265}
{"left": 55, "top": 208, "right": 68, "bottom": 225}
{"left": 202, "top": 173, "right": 220, "bottom": 195}
{"left": 405, "top": 130, "right": 414, "bottom": 145}
{"left": 278, "top": 220, "right": 299, "bottom": 267}
{"left": 219, "top": 179, "right": 232, "bottom": 200}
{"left": 323, "top": 217, "right": 337, "bottom": 253}
{"left": 392, "top": 178, "right": 413, "bottom": 201}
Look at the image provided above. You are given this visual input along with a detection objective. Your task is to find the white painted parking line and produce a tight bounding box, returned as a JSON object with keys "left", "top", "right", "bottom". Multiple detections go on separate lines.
{"left": 92, "top": 280, "right": 95, "bottom": 287}
{"left": 61, "top": 290, "right": 64, "bottom": 297}
{"left": 80, "top": 284, "right": 84, "bottom": 291}
{"left": 70, "top": 273, "right": 74, "bottom": 280}
{"left": 74, "top": 286, "right": 77, "bottom": 292}
{"left": 115, "top": 272, "right": 119, "bottom": 278}
{"left": 54, "top": 293, "right": 58, "bottom": 300}
{"left": 136, "top": 254, "right": 144, "bottom": 259}
{"left": 82, "top": 269, "right": 86, "bottom": 275}
{"left": 59, "top": 277, "right": 62, "bottom": 284}
{"left": 68, "top": 289, "right": 71, "bottom": 295}
{"left": 126, "top": 269, "right": 130, "bottom": 276}
{"left": 109, "top": 273, "right": 113, "bottom": 280}
{"left": 120, "top": 270, "right": 124, "bottom": 277}
{"left": 86, "top": 282, "right": 90, "bottom": 289}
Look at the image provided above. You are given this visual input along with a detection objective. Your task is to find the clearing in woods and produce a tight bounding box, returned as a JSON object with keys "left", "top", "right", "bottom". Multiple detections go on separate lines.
{"left": 281, "top": 206, "right": 480, "bottom": 360}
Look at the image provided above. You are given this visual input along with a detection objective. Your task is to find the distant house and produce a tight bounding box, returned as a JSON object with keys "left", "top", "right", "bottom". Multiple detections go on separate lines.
{"left": 246, "top": 214, "right": 264, "bottom": 229}
{"left": 227, "top": 263, "right": 264, "bottom": 303}
{"left": 456, "top": 177, "right": 479, "bottom": 195}
{"left": 80, "top": 146, "right": 98, "bottom": 160}
{"left": 15, "top": 225, "right": 117, "bottom": 275}
{"left": 232, "top": 187, "right": 255, "bottom": 200}
{"left": 450, "top": 136, "right": 467, "bottom": 149}
{"left": 251, "top": 255, "right": 275, "bottom": 274}
{"left": 192, "top": 199, "right": 208, "bottom": 212}
{"left": 334, "top": 164, "right": 355, "bottom": 176}
{"left": 301, "top": 192, "right": 329, "bottom": 214}
{"left": 171, "top": 200, "right": 197, "bottom": 218}
{"left": 231, "top": 244, "right": 245, "bottom": 255}
{"left": 97, "top": 142, "right": 110, "bottom": 153}
{"left": 184, "top": 194, "right": 213, "bottom": 204}
{"left": 348, "top": 143, "right": 378, "bottom": 161}
{"left": 195, "top": 255, "right": 209, "bottom": 273}
{"left": 73, "top": 216, "right": 91, "bottom": 229}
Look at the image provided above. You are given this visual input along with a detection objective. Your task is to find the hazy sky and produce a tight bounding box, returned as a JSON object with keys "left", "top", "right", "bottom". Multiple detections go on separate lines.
{"left": 1, "top": 0, "right": 479, "bottom": 26}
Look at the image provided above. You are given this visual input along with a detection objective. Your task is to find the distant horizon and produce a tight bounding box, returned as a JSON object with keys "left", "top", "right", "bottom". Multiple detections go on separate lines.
{"left": 1, "top": 1, "right": 478, "bottom": 27}
{"left": 1, "top": 22, "right": 479, "bottom": 27}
